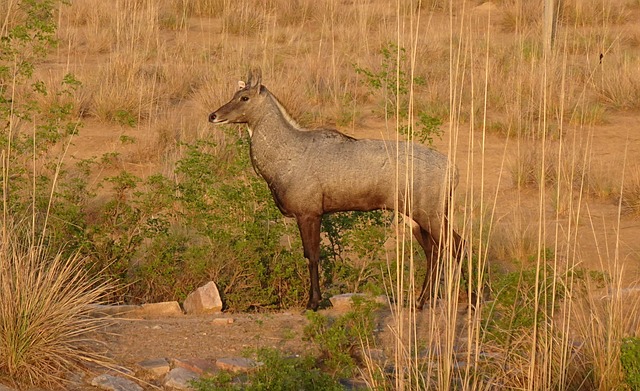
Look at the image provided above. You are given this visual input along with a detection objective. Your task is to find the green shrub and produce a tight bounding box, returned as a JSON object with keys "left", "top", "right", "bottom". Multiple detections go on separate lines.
{"left": 354, "top": 42, "right": 443, "bottom": 145}
{"left": 621, "top": 337, "right": 640, "bottom": 390}
{"left": 482, "top": 255, "right": 564, "bottom": 347}
{"left": 303, "top": 296, "right": 379, "bottom": 378}
{"left": 321, "top": 210, "right": 391, "bottom": 297}
{"left": 193, "top": 348, "right": 343, "bottom": 391}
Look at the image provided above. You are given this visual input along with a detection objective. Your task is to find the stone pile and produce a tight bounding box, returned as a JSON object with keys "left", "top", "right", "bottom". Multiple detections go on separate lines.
{"left": 86, "top": 355, "right": 262, "bottom": 391}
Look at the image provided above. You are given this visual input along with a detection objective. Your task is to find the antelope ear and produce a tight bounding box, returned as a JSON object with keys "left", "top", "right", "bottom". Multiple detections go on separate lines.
{"left": 247, "top": 68, "right": 262, "bottom": 89}
{"left": 238, "top": 80, "right": 246, "bottom": 90}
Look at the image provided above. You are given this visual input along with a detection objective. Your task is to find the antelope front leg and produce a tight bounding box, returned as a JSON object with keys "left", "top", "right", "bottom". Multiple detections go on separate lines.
{"left": 296, "top": 214, "right": 323, "bottom": 311}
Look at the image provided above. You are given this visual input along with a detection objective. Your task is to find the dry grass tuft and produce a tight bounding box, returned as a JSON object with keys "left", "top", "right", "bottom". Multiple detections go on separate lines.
{"left": 597, "top": 54, "right": 640, "bottom": 111}
{"left": 622, "top": 169, "right": 640, "bottom": 216}
{"left": 571, "top": 271, "right": 640, "bottom": 390}
{"left": 0, "top": 223, "right": 114, "bottom": 388}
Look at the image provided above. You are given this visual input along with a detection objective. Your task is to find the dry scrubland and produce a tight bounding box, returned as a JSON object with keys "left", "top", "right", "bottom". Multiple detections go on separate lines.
{"left": 52, "top": 0, "right": 640, "bottom": 270}
{"left": 1, "top": 0, "right": 640, "bottom": 389}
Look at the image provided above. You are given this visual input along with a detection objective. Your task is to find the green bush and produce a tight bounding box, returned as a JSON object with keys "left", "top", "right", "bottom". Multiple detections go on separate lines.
{"left": 60, "top": 131, "right": 308, "bottom": 309}
{"left": 621, "top": 337, "right": 640, "bottom": 390}
{"left": 482, "top": 256, "right": 564, "bottom": 347}
{"left": 193, "top": 348, "right": 343, "bottom": 391}
{"left": 321, "top": 210, "right": 391, "bottom": 297}
{"left": 354, "top": 42, "right": 443, "bottom": 145}
{"left": 303, "top": 296, "right": 379, "bottom": 378}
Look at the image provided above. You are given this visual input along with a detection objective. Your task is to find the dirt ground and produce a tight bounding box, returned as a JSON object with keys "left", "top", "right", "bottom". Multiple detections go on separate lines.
{"left": 95, "top": 302, "right": 476, "bottom": 379}
{"left": 99, "top": 310, "right": 315, "bottom": 366}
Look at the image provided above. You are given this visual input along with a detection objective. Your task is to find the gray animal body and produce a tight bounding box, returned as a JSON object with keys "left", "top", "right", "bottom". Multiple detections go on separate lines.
{"left": 209, "top": 69, "right": 463, "bottom": 310}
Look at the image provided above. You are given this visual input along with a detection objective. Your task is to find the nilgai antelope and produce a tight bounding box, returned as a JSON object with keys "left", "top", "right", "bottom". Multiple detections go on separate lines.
{"left": 209, "top": 69, "right": 464, "bottom": 311}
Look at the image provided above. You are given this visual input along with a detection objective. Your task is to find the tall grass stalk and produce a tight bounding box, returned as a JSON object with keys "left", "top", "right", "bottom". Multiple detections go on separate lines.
{"left": 357, "top": 1, "right": 639, "bottom": 390}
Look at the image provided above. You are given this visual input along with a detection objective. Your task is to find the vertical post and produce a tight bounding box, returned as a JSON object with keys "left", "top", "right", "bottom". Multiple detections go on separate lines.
{"left": 543, "top": 0, "right": 556, "bottom": 56}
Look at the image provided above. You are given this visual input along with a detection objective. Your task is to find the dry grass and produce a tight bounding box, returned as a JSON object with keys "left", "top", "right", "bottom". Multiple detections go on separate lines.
{"left": 0, "top": 223, "right": 115, "bottom": 388}
{"left": 622, "top": 168, "right": 640, "bottom": 216}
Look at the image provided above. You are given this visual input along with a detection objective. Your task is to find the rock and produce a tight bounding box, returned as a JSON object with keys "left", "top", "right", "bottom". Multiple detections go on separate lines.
{"left": 606, "top": 286, "right": 640, "bottom": 299}
{"left": 364, "top": 348, "right": 386, "bottom": 361}
{"left": 279, "top": 234, "right": 294, "bottom": 250}
{"left": 183, "top": 281, "right": 223, "bottom": 314}
{"left": 215, "top": 357, "right": 263, "bottom": 373}
{"left": 90, "top": 374, "right": 142, "bottom": 391}
{"left": 88, "top": 304, "right": 143, "bottom": 317}
{"left": 65, "top": 370, "right": 86, "bottom": 386}
{"left": 211, "top": 317, "right": 234, "bottom": 325}
{"left": 329, "top": 293, "right": 387, "bottom": 311}
{"left": 163, "top": 367, "right": 199, "bottom": 390}
{"left": 340, "top": 378, "right": 369, "bottom": 390}
{"left": 137, "top": 301, "right": 183, "bottom": 317}
{"left": 109, "top": 365, "right": 136, "bottom": 377}
{"left": 472, "top": 2, "right": 499, "bottom": 14}
{"left": 171, "top": 358, "right": 217, "bottom": 375}
{"left": 137, "top": 358, "right": 171, "bottom": 377}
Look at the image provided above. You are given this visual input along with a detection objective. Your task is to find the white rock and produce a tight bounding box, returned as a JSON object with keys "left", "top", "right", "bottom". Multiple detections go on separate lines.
{"left": 90, "top": 374, "right": 142, "bottom": 391}
{"left": 163, "top": 367, "right": 199, "bottom": 390}
{"left": 183, "top": 281, "right": 223, "bottom": 314}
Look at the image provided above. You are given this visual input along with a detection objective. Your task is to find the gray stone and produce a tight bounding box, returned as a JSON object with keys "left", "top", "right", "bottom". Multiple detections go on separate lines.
{"left": 364, "top": 348, "right": 386, "bottom": 361}
{"left": 163, "top": 367, "right": 199, "bottom": 390}
{"left": 90, "top": 374, "right": 142, "bottom": 391}
{"left": 340, "top": 378, "right": 369, "bottom": 390}
{"left": 183, "top": 281, "right": 223, "bottom": 314}
{"left": 606, "top": 286, "right": 640, "bottom": 300}
{"left": 215, "top": 357, "right": 263, "bottom": 373}
{"left": 137, "top": 358, "right": 171, "bottom": 377}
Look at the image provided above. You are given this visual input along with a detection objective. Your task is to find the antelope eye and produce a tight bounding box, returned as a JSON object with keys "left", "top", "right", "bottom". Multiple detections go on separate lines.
{"left": 240, "top": 96, "right": 249, "bottom": 101}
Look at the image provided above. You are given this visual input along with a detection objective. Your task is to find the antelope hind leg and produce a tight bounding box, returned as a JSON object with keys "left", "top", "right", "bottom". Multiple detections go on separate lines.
{"left": 413, "top": 225, "right": 439, "bottom": 310}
